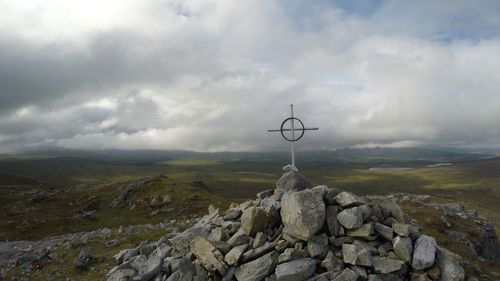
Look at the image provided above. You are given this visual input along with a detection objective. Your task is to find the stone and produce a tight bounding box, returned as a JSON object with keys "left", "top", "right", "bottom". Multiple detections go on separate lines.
{"left": 332, "top": 268, "right": 359, "bottom": 281}
{"left": 257, "top": 189, "right": 275, "bottom": 200}
{"left": 224, "top": 209, "right": 243, "bottom": 221}
{"left": 342, "top": 244, "right": 372, "bottom": 266}
{"left": 234, "top": 251, "right": 279, "bottom": 281}
{"left": 281, "top": 189, "right": 325, "bottom": 240}
{"left": 253, "top": 232, "right": 268, "bottom": 248}
{"left": 374, "top": 223, "right": 394, "bottom": 240}
{"left": 371, "top": 256, "right": 405, "bottom": 274}
{"left": 227, "top": 230, "right": 250, "bottom": 247}
{"left": 170, "top": 226, "right": 210, "bottom": 256}
{"left": 307, "top": 233, "right": 328, "bottom": 257}
{"left": 393, "top": 236, "right": 413, "bottom": 263}
{"left": 107, "top": 268, "right": 136, "bottom": 281}
{"left": 275, "top": 258, "right": 316, "bottom": 281}
{"left": 131, "top": 247, "right": 165, "bottom": 281}
{"left": 278, "top": 248, "right": 308, "bottom": 263}
{"left": 392, "top": 223, "right": 417, "bottom": 237}
{"left": 412, "top": 235, "right": 436, "bottom": 270}
{"left": 411, "top": 272, "right": 432, "bottom": 281}
{"left": 436, "top": 246, "right": 465, "bottom": 281}
{"left": 208, "top": 227, "right": 229, "bottom": 243}
{"left": 347, "top": 223, "right": 374, "bottom": 238}
{"left": 224, "top": 244, "right": 248, "bottom": 265}
{"left": 190, "top": 236, "right": 228, "bottom": 275}
{"left": 276, "top": 168, "right": 311, "bottom": 191}
{"left": 74, "top": 248, "right": 96, "bottom": 270}
{"left": 241, "top": 206, "right": 269, "bottom": 237}
{"left": 351, "top": 265, "right": 368, "bottom": 280}
{"left": 321, "top": 250, "right": 344, "bottom": 272}
{"left": 335, "top": 192, "right": 366, "bottom": 207}
{"left": 241, "top": 242, "right": 277, "bottom": 262}
{"left": 325, "top": 206, "right": 341, "bottom": 236}
{"left": 426, "top": 264, "right": 441, "bottom": 280}
{"left": 337, "top": 206, "right": 364, "bottom": 229}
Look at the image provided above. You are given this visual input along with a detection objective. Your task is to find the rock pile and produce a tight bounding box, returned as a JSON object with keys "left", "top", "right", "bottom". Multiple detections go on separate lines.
{"left": 108, "top": 169, "right": 468, "bottom": 281}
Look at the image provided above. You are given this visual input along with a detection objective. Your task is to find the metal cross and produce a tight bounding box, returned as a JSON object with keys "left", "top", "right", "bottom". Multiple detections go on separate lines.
{"left": 267, "top": 104, "right": 318, "bottom": 167}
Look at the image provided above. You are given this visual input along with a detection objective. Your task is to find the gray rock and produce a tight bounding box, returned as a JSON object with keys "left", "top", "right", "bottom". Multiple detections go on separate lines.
{"left": 224, "top": 244, "right": 248, "bottom": 265}
{"left": 190, "top": 236, "right": 228, "bottom": 275}
{"left": 325, "top": 206, "right": 341, "bottom": 236}
{"left": 275, "top": 258, "right": 316, "bottom": 281}
{"left": 412, "top": 235, "right": 436, "bottom": 270}
{"left": 392, "top": 223, "right": 417, "bottom": 237}
{"left": 253, "top": 232, "right": 268, "bottom": 248}
{"left": 224, "top": 209, "right": 243, "bottom": 221}
{"left": 107, "top": 268, "right": 136, "bottom": 281}
{"left": 241, "top": 206, "right": 269, "bottom": 237}
{"left": 351, "top": 265, "right": 368, "bottom": 280}
{"left": 371, "top": 256, "right": 405, "bottom": 274}
{"left": 374, "top": 223, "right": 394, "bottom": 240}
{"left": 129, "top": 250, "right": 162, "bottom": 281}
{"left": 281, "top": 189, "right": 325, "bottom": 240}
{"left": 278, "top": 248, "right": 308, "bottom": 263}
{"left": 241, "top": 242, "right": 277, "bottom": 262}
{"left": 332, "top": 268, "right": 359, "bottom": 281}
{"left": 74, "top": 248, "right": 96, "bottom": 270}
{"left": 227, "top": 230, "right": 250, "bottom": 247}
{"left": 337, "top": 206, "right": 364, "bottom": 229}
{"left": 436, "top": 246, "right": 465, "bottom": 281}
{"left": 321, "top": 250, "right": 344, "bottom": 272}
{"left": 170, "top": 226, "right": 210, "bottom": 256}
{"left": 347, "top": 223, "right": 374, "bottom": 238}
{"left": 342, "top": 244, "right": 372, "bottom": 266}
{"left": 335, "top": 192, "right": 366, "bottom": 207}
{"left": 393, "top": 236, "right": 413, "bottom": 263}
{"left": 307, "top": 233, "right": 328, "bottom": 258}
{"left": 276, "top": 169, "right": 311, "bottom": 191}
{"left": 234, "top": 251, "right": 279, "bottom": 281}
{"left": 208, "top": 227, "right": 229, "bottom": 242}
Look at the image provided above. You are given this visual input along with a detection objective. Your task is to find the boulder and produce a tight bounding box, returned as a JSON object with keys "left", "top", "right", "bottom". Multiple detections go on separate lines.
{"left": 278, "top": 248, "right": 308, "bottom": 263}
{"left": 276, "top": 168, "right": 311, "bottom": 191}
{"left": 337, "top": 206, "right": 364, "bottom": 229}
{"left": 240, "top": 206, "right": 268, "bottom": 237}
{"left": 436, "top": 246, "right": 465, "bottom": 281}
{"left": 281, "top": 189, "right": 325, "bottom": 240}
{"left": 224, "top": 244, "right": 248, "bottom": 265}
{"left": 412, "top": 235, "right": 436, "bottom": 270}
{"left": 74, "top": 248, "right": 97, "bottom": 270}
{"left": 392, "top": 223, "right": 417, "bottom": 237}
{"left": 321, "top": 250, "right": 344, "bottom": 272}
{"left": 347, "top": 223, "right": 374, "bottom": 238}
{"left": 234, "top": 251, "right": 279, "bottom": 281}
{"left": 275, "top": 258, "right": 316, "bottom": 281}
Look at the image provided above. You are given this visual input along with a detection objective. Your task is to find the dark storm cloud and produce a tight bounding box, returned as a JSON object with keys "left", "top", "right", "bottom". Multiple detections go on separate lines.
{"left": 1, "top": 0, "right": 500, "bottom": 153}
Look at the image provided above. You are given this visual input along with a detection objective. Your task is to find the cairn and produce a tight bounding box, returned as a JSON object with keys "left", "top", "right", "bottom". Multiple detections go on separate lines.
{"left": 107, "top": 167, "right": 466, "bottom": 281}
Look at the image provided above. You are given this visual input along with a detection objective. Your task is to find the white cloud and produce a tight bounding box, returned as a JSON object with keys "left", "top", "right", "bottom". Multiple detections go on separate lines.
{"left": 1, "top": 0, "right": 500, "bottom": 153}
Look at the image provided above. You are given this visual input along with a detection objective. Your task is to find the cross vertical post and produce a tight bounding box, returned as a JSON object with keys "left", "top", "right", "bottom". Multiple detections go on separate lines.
{"left": 290, "top": 104, "right": 295, "bottom": 167}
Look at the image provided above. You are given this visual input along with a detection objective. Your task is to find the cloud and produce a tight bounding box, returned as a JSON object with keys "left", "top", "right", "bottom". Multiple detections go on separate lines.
{"left": 1, "top": 0, "right": 500, "bottom": 153}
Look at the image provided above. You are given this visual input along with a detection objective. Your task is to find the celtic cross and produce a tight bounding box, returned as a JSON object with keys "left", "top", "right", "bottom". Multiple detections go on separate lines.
{"left": 267, "top": 104, "right": 318, "bottom": 167}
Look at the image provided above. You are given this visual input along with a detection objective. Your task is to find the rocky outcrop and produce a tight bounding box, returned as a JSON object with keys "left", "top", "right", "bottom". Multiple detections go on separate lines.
{"left": 107, "top": 170, "right": 473, "bottom": 281}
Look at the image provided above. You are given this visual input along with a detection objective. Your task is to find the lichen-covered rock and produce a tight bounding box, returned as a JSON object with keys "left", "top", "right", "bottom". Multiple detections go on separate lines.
{"left": 276, "top": 168, "right": 311, "bottom": 191}
{"left": 436, "top": 246, "right": 465, "bottom": 281}
{"left": 281, "top": 189, "right": 325, "bottom": 240}
{"left": 335, "top": 192, "right": 366, "bottom": 207}
{"left": 371, "top": 256, "right": 405, "bottom": 274}
{"left": 393, "top": 236, "right": 413, "bottom": 263}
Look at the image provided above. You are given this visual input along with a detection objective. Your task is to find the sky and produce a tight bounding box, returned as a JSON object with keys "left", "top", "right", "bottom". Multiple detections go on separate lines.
{"left": 1, "top": 0, "right": 500, "bottom": 153}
